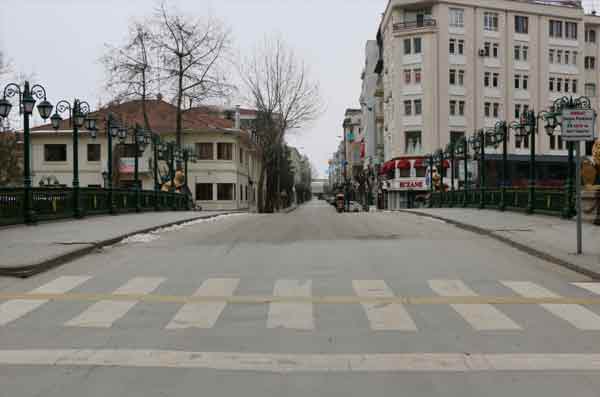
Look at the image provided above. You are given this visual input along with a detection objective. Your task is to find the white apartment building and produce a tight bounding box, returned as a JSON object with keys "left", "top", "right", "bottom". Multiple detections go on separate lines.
{"left": 375, "top": 0, "right": 598, "bottom": 209}
{"left": 30, "top": 100, "right": 263, "bottom": 211}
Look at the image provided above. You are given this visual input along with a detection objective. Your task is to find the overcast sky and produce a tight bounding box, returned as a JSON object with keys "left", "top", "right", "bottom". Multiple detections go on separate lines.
{"left": 1, "top": 0, "right": 597, "bottom": 177}
{"left": 0, "top": 0, "right": 387, "bottom": 178}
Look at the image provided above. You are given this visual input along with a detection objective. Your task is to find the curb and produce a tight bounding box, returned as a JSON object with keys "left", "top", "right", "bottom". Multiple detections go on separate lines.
{"left": 399, "top": 210, "right": 600, "bottom": 281}
{"left": 280, "top": 205, "right": 299, "bottom": 214}
{"left": 0, "top": 213, "right": 231, "bottom": 279}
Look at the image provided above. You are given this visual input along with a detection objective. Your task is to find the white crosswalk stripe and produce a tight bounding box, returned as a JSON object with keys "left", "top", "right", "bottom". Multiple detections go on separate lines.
{"left": 0, "top": 276, "right": 91, "bottom": 326}
{"left": 503, "top": 281, "right": 600, "bottom": 330}
{"left": 65, "top": 277, "right": 165, "bottom": 328}
{"left": 268, "top": 280, "right": 314, "bottom": 330}
{"left": 165, "top": 278, "right": 240, "bottom": 330}
{"left": 352, "top": 280, "right": 417, "bottom": 331}
{"left": 573, "top": 283, "right": 600, "bottom": 296}
{"left": 429, "top": 280, "right": 521, "bottom": 331}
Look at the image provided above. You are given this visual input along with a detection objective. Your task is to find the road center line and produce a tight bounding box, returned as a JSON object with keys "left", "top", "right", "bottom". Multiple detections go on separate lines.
{"left": 1, "top": 350, "right": 600, "bottom": 372}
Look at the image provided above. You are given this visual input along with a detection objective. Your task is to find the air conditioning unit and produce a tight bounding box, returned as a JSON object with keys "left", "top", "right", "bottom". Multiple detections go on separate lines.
{"left": 478, "top": 49, "right": 486, "bottom": 57}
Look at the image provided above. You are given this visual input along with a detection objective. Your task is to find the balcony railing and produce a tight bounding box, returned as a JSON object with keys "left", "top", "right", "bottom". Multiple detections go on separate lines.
{"left": 393, "top": 19, "right": 437, "bottom": 33}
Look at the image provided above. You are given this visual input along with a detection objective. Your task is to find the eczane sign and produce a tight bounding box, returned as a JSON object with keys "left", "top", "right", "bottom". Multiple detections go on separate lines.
{"left": 561, "top": 109, "right": 596, "bottom": 141}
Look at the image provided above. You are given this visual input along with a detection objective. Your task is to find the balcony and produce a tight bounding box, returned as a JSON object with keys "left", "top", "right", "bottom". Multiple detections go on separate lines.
{"left": 393, "top": 19, "right": 436, "bottom": 34}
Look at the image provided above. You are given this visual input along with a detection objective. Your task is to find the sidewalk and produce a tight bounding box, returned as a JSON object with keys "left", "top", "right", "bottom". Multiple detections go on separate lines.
{"left": 403, "top": 208, "right": 600, "bottom": 279}
{"left": 0, "top": 211, "right": 231, "bottom": 278}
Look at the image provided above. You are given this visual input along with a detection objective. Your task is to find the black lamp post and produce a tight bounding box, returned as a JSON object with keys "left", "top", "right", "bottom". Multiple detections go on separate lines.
{"left": 0, "top": 81, "right": 53, "bottom": 224}
{"left": 181, "top": 145, "right": 197, "bottom": 210}
{"left": 105, "top": 113, "right": 121, "bottom": 214}
{"left": 152, "top": 133, "right": 162, "bottom": 210}
{"left": 444, "top": 143, "right": 455, "bottom": 207}
{"left": 489, "top": 121, "right": 509, "bottom": 211}
{"left": 469, "top": 130, "right": 486, "bottom": 209}
{"left": 509, "top": 110, "right": 537, "bottom": 214}
{"left": 51, "top": 99, "right": 97, "bottom": 219}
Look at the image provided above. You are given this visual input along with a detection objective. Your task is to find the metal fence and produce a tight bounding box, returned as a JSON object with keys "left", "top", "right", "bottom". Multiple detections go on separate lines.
{"left": 428, "top": 187, "right": 570, "bottom": 217}
{"left": 0, "top": 187, "right": 189, "bottom": 226}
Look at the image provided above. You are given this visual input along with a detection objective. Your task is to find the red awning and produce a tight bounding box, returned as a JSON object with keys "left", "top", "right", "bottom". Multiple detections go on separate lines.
{"left": 396, "top": 159, "right": 411, "bottom": 170}
{"left": 414, "top": 159, "right": 426, "bottom": 168}
{"left": 443, "top": 160, "right": 451, "bottom": 169}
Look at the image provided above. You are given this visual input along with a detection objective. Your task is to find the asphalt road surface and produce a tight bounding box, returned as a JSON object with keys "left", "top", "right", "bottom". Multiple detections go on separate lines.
{"left": 2, "top": 201, "right": 600, "bottom": 396}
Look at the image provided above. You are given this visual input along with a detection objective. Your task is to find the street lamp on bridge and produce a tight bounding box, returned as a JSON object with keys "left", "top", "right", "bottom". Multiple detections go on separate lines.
{"left": 0, "top": 81, "right": 53, "bottom": 223}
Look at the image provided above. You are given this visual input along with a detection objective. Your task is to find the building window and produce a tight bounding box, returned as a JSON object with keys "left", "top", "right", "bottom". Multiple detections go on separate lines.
{"left": 549, "top": 77, "right": 555, "bottom": 92}
{"left": 414, "top": 99, "right": 422, "bottom": 115}
{"left": 514, "top": 74, "right": 521, "bottom": 89}
{"left": 404, "top": 100, "right": 412, "bottom": 116}
{"left": 565, "top": 78, "right": 570, "bottom": 93}
{"left": 493, "top": 103, "right": 500, "bottom": 118}
{"left": 515, "top": 104, "right": 522, "bottom": 119}
{"left": 404, "top": 69, "right": 412, "bottom": 84}
{"left": 195, "top": 143, "right": 213, "bottom": 160}
{"left": 585, "top": 83, "right": 597, "bottom": 97}
{"left": 414, "top": 68, "right": 422, "bottom": 83}
{"left": 549, "top": 49, "right": 555, "bottom": 63}
{"left": 217, "top": 183, "right": 234, "bottom": 201}
{"left": 572, "top": 79, "right": 578, "bottom": 93}
{"left": 458, "top": 39, "right": 464, "bottom": 55}
{"left": 449, "top": 38, "right": 456, "bottom": 54}
{"left": 44, "top": 144, "right": 67, "bottom": 162}
{"left": 484, "top": 12, "right": 499, "bottom": 31}
{"left": 413, "top": 37, "right": 422, "bottom": 53}
{"left": 239, "top": 148, "right": 244, "bottom": 164}
{"left": 87, "top": 144, "right": 101, "bottom": 162}
{"left": 217, "top": 142, "right": 233, "bottom": 160}
{"left": 484, "top": 102, "right": 491, "bottom": 117}
{"left": 557, "top": 50, "right": 562, "bottom": 64}
{"left": 196, "top": 183, "right": 213, "bottom": 201}
{"left": 493, "top": 43, "right": 499, "bottom": 58}
{"left": 515, "top": 15, "right": 529, "bottom": 34}
{"left": 549, "top": 20, "right": 563, "bottom": 38}
{"left": 458, "top": 70, "right": 465, "bottom": 86}
{"left": 458, "top": 100, "right": 465, "bottom": 116}
{"left": 522, "top": 46, "right": 528, "bottom": 61}
{"left": 565, "top": 22, "right": 577, "bottom": 40}
{"left": 523, "top": 75, "right": 528, "bottom": 90}
{"left": 565, "top": 51, "right": 570, "bottom": 65}
{"left": 492, "top": 73, "right": 499, "bottom": 88}
{"left": 449, "top": 69, "right": 456, "bottom": 85}
{"left": 557, "top": 78, "right": 562, "bottom": 92}
{"left": 404, "top": 39, "right": 411, "bottom": 55}
{"left": 586, "top": 29, "right": 597, "bottom": 43}
{"left": 449, "top": 100, "right": 457, "bottom": 116}
{"left": 484, "top": 72, "right": 490, "bottom": 87}
{"left": 585, "top": 56, "right": 596, "bottom": 69}
{"left": 514, "top": 45, "right": 520, "bottom": 60}
{"left": 484, "top": 42, "right": 491, "bottom": 57}
{"left": 450, "top": 131, "right": 465, "bottom": 146}
{"left": 573, "top": 51, "right": 578, "bottom": 65}
{"left": 449, "top": 8, "right": 464, "bottom": 27}
{"left": 405, "top": 131, "right": 422, "bottom": 154}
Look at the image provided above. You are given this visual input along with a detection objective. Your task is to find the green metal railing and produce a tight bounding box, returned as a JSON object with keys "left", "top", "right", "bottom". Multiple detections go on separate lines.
{"left": 429, "top": 187, "right": 571, "bottom": 217}
{"left": 0, "top": 187, "right": 188, "bottom": 226}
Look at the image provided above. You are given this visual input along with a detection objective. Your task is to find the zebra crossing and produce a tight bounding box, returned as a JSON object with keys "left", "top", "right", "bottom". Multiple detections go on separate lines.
{"left": 1, "top": 276, "right": 600, "bottom": 332}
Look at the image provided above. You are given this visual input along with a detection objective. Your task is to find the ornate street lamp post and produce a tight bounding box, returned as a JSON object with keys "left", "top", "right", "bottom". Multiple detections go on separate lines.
{"left": 490, "top": 121, "right": 509, "bottom": 211}
{"left": 470, "top": 129, "right": 485, "bottom": 209}
{"left": 509, "top": 110, "right": 539, "bottom": 214}
{"left": 51, "top": 99, "right": 97, "bottom": 219}
{"left": 444, "top": 143, "right": 455, "bottom": 207}
{"left": 104, "top": 113, "right": 121, "bottom": 214}
{"left": 0, "top": 81, "right": 53, "bottom": 223}
{"left": 454, "top": 137, "right": 468, "bottom": 207}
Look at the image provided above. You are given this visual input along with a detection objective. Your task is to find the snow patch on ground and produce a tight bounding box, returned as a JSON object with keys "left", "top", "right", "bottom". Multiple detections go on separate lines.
{"left": 119, "top": 213, "right": 248, "bottom": 245}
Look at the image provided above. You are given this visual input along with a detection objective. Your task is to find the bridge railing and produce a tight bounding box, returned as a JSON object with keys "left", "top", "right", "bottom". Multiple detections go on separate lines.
{"left": 0, "top": 187, "right": 189, "bottom": 226}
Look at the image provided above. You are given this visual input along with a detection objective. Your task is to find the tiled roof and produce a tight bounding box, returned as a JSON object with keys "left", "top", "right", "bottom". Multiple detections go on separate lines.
{"left": 31, "top": 99, "right": 234, "bottom": 133}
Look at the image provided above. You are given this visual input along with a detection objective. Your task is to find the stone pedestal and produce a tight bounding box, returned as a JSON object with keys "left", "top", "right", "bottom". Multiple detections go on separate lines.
{"left": 582, "top": 188, "right": 600, "bottom": 225}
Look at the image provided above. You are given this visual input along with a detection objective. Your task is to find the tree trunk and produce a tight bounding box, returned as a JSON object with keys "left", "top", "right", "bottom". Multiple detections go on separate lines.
{"left": 175, "top": 55, "right": 184, "bottom": 170}
{"left": 257, "top": 164, "right": 266, "bottom": 213}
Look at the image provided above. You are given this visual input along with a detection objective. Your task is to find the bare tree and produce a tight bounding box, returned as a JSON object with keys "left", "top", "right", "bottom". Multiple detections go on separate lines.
{"left": 0, "top": 133, "right": 21, "bottom": 186}
{"left": 101, "top": 22, "right": 156, "bottom": 131}
{"left": 240, "top": 36, "right": 323, "bottom": 212}
{"left": 153, "top": 2, "right": 233, "bottom": 149}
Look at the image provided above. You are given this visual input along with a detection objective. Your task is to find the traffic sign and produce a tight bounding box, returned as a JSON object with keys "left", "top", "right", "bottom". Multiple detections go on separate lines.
{"left": 561, "top": 109, "right": 596, "bottom": 141}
